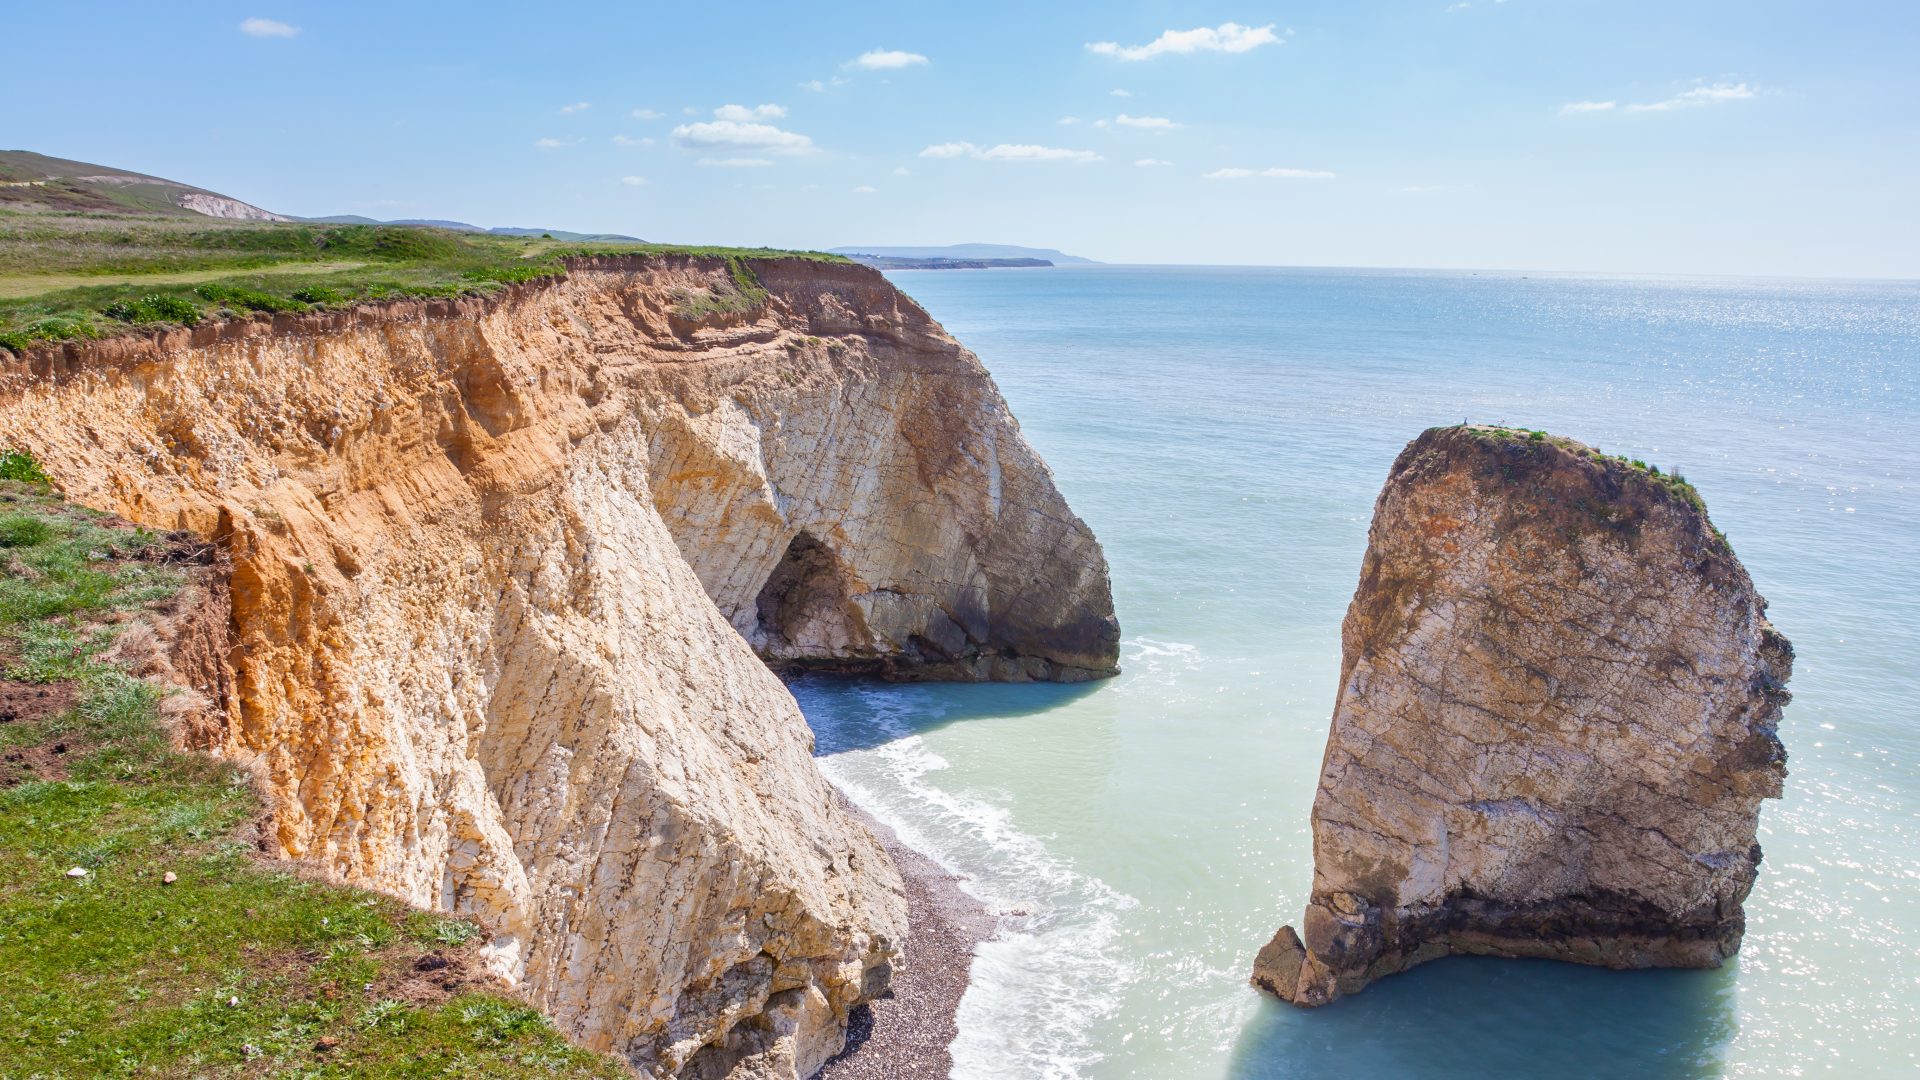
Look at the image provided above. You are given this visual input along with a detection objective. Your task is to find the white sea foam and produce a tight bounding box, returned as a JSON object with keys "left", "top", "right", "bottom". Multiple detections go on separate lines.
{"left": 804, "top": 685, "right": 1138, "bottom": 1080}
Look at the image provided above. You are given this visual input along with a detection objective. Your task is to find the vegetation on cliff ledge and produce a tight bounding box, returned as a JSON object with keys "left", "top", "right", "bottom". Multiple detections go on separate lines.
{"left": 1462, "top": 422, "right": 1708, "bottom": 506}
{"left": 0, "top": 460, "right": 628, "bottom": 1077}
{"left": 0, "top": 208, "right": 845, "bottom": 354}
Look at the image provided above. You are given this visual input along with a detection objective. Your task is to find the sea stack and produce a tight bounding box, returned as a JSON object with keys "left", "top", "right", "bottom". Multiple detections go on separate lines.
{"left": 1254, "top": 425, "right": 1792, "bottom": 1007}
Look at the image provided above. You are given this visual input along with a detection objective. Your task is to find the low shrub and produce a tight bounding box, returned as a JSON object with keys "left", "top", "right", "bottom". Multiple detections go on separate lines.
{"left": 194, "top": 282, "right": 308, "bottom": 314}
{"left": 289, "top": 286, "right": 347, "bottom": 305}
{"left": 0, "top": 448, "right": 49, "bottom": 484}
{"left": 102, "top": 293, "right": 202, "bottom": 326}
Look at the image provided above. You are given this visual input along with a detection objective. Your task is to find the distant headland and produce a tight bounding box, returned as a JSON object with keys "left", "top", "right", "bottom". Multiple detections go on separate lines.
{"left": 829, "top": 243, "right": 1097, "bottom": 269}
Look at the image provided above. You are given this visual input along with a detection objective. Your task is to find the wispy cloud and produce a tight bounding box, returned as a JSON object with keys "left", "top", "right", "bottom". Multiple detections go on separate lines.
{"left": 1115, "top": 114, "right": 1181, "bottom": 130}
{"left": 714, "top": 103, "right": 787, "bottom": 121}
{"left": 612, "top": 135, "right": 655, "bottom": 147}
{"left": 631, "top": 108, "right": 664, "bottom": 120}
{"left": 533, "top": 137, "right": 579, "bottom": 149}
{"left": 893, "top": 166, "right": 911, "bottom": 176}
{"left": 853, "top": 185, "right": 877, "bottom": 194}
{"left": 239, "top": 17, "right": 299, "bottom": 38}
{"left": 1059, "top": 116, "right": 1081, "bottom": 125}
{"left": 1111, "top": 88, "right": 1133, "bottom": 97}
{"left": 1626, "top": 81, "right": 1756, "bottom": 112}
{"left": 1205, "top": 166, "right": 1335, "bottom": 179}
{"left": 559, "top": 102, "right": 591, "bottom": 115}
{"left": 851, "top": 49, "right": 929, "bottom": 70}
{"left": 1135, "top": 158, "right": 1174, "bottom": 167}
{"left": 673, "top": 106, "right": 814, "bottom": 155}
{"left": 920, "top": 142, "right": 1102, "bottom": 163}
{"left": 620, "top": 176, "right": 646, "bottom": 186}
{"left": 1088, "top": 22, "right": 1278, "bottom": 61}
{"left": 1563, "top": 82, "right": 1759, "bottom": 116}
{"left": 699, "top": 157, "right": 774, "bottom": 168}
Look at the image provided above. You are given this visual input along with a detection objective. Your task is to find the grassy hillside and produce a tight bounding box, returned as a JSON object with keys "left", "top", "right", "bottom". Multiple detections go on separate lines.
{"left": 0, "top": 209, "right": 846, "bottom": 354}
{"left": 0, "top": 456, "right": 632, "bottom": 1077}
{"left": 0, "top": 151, "right": 275, "bottom": 220}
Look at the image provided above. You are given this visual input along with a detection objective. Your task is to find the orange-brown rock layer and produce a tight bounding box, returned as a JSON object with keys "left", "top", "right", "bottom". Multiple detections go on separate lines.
{"left": 1254, "top": 425, "right": 1790, "bottom": 1008}
{"left": 0, "top": 256, "right": 1119, "bottom": 1076}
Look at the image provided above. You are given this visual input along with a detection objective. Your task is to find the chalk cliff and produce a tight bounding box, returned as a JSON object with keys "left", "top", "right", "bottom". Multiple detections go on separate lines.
{"left": 1254, "top": 425, "right": 1790, "bottom": 1007}
{"left": 0, "top": 256, "right": 1118, "bottom": 1076}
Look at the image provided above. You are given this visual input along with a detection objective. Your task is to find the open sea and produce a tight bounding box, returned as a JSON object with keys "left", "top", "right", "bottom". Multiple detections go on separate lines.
{"left": 794, "top": 265, "right": 1920, "bottom": 1079}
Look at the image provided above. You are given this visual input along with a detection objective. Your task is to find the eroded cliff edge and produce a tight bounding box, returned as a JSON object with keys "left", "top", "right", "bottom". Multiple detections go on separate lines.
{"left": 1254, "top": 425, "right": 1790, "bottom": 1007}
{"left": 0, "top": 256, "right": 1119, "bottom": 1076}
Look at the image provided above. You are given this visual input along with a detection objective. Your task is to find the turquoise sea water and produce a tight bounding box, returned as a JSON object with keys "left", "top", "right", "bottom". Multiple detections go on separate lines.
{"left": 795, "top": 266, "right": 1920, "bottom": 1079}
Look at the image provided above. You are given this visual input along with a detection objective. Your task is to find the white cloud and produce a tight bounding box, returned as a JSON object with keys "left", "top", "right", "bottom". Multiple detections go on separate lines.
{"left": 672, "top": 118, "right": 814, "bottom": 154}
{"left": 1115, "top": 114, "right": 1181, "bottom": 130}
{"left": 800, "top": 79, "right": 826, "bottom": 92}
{"left": 1059, "top": 116, "right": 1081, "bottom": 125}
{"left": 714, "top": 103, "right": 787, "bottom": 121}
{"left": 893, "top": 166, "right": 911, "bottom": 176}
{"left": 559, "top": 102, "right": 591, "bottom": 114}
{"left": 1088, "top": 22, "right": 1278, "bottom": 61}
{"left": 1560, "top": 100, "right": 1617, "bottom": 115}
{"left": 920, "top": 142, "right": 1101, "bottom": 163}
{"left": 1135, "top": 158, "right": 1174, "bottom": 167}
{"left": 533, "top": 137, "right": 578, "bottom": 149}
{"left": 1448, "top": 2, "right": 1470, "bottom": 11}
{"left": 985, "top": 144, "right": 1099, "bottom": 162}
{"left": 1205, "top": 166, "right": 1335, "bottom": 179}
{"left": 621, "top": 176, "right": 647, "bottom": 186}
{"left": 1626, "top": 81, "right": 1756, "bottom": 112}
{"left": 853, "top": 185, "right": 877, "bottom": 194}
{"left": 612, "top": 135, "right": 655, "bottom": 147}
{"left": 1111, "top": 88, "right": 1133, "bottom": 97}
{"left": 851, "top": 49, "right": 929, "bottom": 70}
{"left": 631, "top": 108, "right": 664, "bottom": 120}
{"left": 239, "top": 17, "right": 299, "bottom": 38}
{"left": 699, "top": 157, "right": 774, "bottom": 168}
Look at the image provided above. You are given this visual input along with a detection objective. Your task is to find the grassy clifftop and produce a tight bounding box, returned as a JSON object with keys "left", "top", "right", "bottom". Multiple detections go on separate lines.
{"left": 0, "top": 209, "right": 846, "bottom": 354}
{"left": 0, "top": 456, "right": 630, "bottom": 1077}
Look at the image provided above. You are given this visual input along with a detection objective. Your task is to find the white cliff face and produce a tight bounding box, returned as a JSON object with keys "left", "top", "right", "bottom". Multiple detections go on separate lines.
{"left": 1254, "top": 425, "right": 1791, "bottom": 1008}
{"left": 0, "top": 257, "right": 1119, "bottom": 1076}
{"left": 640, "top": 258, "right": 1119, "bottom": 682}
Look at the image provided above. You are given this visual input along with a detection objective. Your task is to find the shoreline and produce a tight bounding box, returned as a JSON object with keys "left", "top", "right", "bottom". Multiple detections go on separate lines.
{"left": 818, "top": 800, "right": 994, "bottom": 1080}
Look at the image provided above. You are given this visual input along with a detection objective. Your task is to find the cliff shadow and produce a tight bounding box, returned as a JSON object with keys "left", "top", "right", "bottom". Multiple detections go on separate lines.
{"left": 1226, "top": 954, "right": 1739, "bottom": 1080}
{"left": 789, "top": 674, "right": 1104, "bottom": 756}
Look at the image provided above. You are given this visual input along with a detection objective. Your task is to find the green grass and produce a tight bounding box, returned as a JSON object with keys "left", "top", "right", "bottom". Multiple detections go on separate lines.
{"left": 0, "top": 208, "right": 847, "bottom": 354}
{"left": 668, "top": 255, "right": 772, "bottom": 320}
{"left": 0, "top": 460, "right": 630, "bottom": 1078}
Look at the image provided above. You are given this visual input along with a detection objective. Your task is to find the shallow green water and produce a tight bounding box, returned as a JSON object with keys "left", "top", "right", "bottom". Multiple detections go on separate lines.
{"left": 797, "top": 266, "right": 1920, "bottom": 1079}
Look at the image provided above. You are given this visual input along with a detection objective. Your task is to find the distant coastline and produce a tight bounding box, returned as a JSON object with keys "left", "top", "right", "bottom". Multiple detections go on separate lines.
{"left": 844, "top": 254, "right": 1053, "bottom": 270}
{"left": 830, "top": 243, "right": 1095, "bottom": 265}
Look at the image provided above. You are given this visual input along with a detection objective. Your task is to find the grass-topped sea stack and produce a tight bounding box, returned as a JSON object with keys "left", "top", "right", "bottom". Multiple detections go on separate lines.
{"left": 1253, "top": 424, "right": 1793, "bottom": 1006}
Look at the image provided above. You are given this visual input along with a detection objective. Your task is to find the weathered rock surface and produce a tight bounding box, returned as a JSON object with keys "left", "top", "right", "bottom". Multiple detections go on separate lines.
{"left": 0, "top": 256, "right": 1118, "bottom": 1076}
{"left": 1254, "top": 425, "right": 1791, "bottom": 1007}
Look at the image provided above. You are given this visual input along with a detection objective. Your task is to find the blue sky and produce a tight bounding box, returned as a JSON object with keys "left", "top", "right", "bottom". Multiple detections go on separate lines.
{"left": 6, "top": 2, "right": 1917, "bottom": 276}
